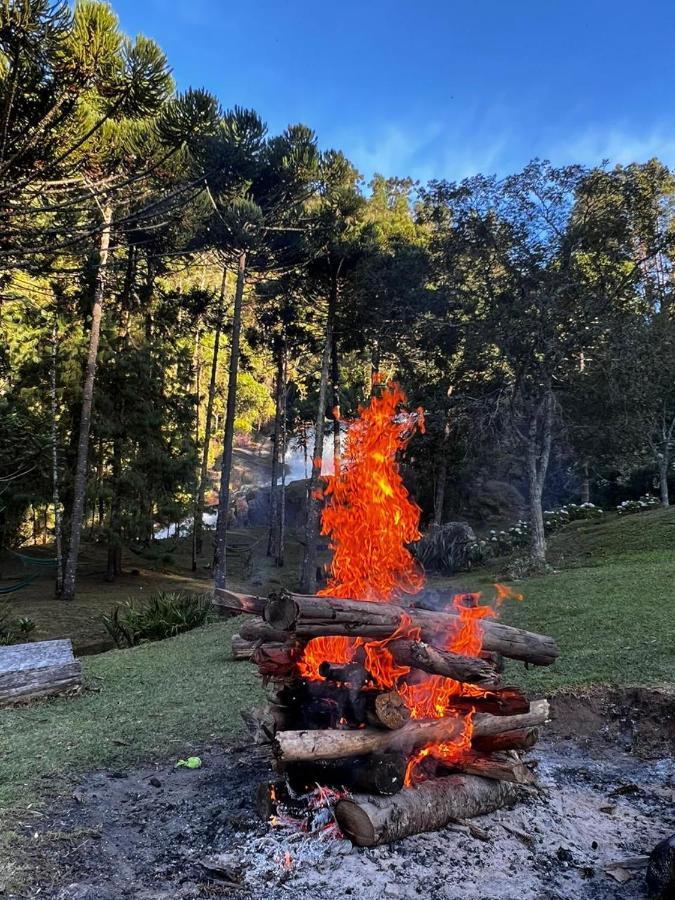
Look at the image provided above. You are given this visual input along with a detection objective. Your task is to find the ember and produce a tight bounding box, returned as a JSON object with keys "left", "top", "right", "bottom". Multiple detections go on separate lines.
{"left": 225, "top": 380, "right": 559, "bottom": 845}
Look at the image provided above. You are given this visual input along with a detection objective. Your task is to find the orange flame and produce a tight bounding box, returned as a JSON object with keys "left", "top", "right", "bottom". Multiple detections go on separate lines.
{"left": 296, "top": 381, "right": 521, "bottom": 785}
{"left": 319, "top": 380, "right": 425, "bottom": 601}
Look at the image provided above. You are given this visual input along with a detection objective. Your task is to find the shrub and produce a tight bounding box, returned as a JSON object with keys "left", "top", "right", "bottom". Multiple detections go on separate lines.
{"left": 616, "top": 494, "right": 660, "bottom": 516}
{"left": 103, "top": 591, "right": 213, "bottom": 648}
{"left": 0, "top": 605, "right": 36, "bottom": 645}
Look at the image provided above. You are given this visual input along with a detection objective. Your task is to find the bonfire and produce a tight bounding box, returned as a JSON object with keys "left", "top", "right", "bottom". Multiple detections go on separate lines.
{"left": 223, "top": 381, "right": 559, "bottom": 846}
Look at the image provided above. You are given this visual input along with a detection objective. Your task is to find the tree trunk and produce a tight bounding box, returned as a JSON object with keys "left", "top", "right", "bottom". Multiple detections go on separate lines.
{"left": 213, "top": 252, "right": 246, "bottom": 590}
{"left": 526, "top": 389, "right": 554, "bottom": 564}
{"left": 370, "top": 338, "right": 380, "bottom": 390}
{"left": 195, "top": 267, "right": 227, "bottom": 562}
{"left": 276, "top": 346, "right": 288, "bottom": 567}
{"left": 267, "top": 338, "right": 284, "bottom": 557}
{"left": 105, "top": 436, "right": 123, "bottom": 581}
{"left": 51, "top": 314, "right": 63, "bottom": 596}
{"left": 331, "top": 330, "right": 341, "bottom": 473}
{"left": 581, "top": 460, "right": 590, "bottom": 505}
{"left": 299, "top": 275, "right": 337, "bottom": 593}
{"left": 658, "top": 453, "right": 670, "bottom": 508}
{"left": 61, "top": 202, "right": 113, "bottom": 601}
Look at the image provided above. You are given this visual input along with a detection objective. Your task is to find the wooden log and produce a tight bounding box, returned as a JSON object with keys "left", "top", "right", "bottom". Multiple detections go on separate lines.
{"left": 284, "top": 752, "right": 408, "bottom": 797}
{"left": 239, "top": 617, "right": 289, "bottom": 644}
{"left": 214, "top": 588, "right": 266, "bottom": 617}
{"left": 335, "top": 774, "right": 521, "bottom": 846}
{"left": 389, "top": 639, "right": 500, "bottom": 685}
{"left": 369, "top": 691, "right": 410, "bottom": 730}
{"left": 472, "top": 727, "right": 539, "bottom": 753}
{"left": 0, "top": 639, "right": 82, "bottom": 706}
{"left": 449, "top": 751, "right": 538, "bottom": 785}
{"left": 274, "top": 699, "right": 549, "bottom": 762}
{"left": 231, "top": 634, "right": 254, "bottom": 659}
{"left": 240, "top": 702, "right": 290, "bottom": 743}
{"left": 264, "top": 593, "right": 559, "bottom": 666}
{"left": 448, "top": 686, "right": 530, "bottom": 717}
{"left": 251, "top": 642, "right": 298, "bottom": 679}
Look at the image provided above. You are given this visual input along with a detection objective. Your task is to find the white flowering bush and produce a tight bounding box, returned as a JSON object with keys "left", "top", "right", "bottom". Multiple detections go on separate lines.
{"left": 616, "top": 494, "right": 660, "bottom": 516}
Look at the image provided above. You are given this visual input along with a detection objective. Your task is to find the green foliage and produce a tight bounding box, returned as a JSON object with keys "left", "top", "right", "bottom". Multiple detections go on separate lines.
{"left": 102, "top": 590, "right": 213, "bottom": 648}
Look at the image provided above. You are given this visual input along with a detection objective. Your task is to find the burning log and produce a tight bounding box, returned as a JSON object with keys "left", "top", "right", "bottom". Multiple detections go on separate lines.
{"left": 231, "top": 634, "right": 254, "bottom": 660}
{"left": 239, "top": 617, "right": 290, "bottom": 644}
{"left": 335, "top": 773, "right": 521, "bottom": 847}
{"left": 284, "top": 751, "right": 408, "bottom": 797}
{"left": 471, "top": 727, "right": 540, "bottom": 753}
{"left": 264, "top": 593, "right": 559, "bottom": 666}
{"left": 214, "top": 588, "right": 266, "bottom": 617}
{"left": 389, "top": 639, "right": 499, "bottom": 685}
{"left": 274, "top": 699, "right": 549, "bottom": 762}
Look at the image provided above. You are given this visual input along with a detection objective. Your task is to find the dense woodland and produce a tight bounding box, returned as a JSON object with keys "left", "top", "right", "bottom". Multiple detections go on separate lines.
{"left": 2, "top": 1, "right": 675, "bottom": 600}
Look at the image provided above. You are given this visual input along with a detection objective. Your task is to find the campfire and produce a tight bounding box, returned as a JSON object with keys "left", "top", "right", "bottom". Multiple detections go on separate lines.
{"left": 223, "top": 381, "right": 559, "bottom": 847}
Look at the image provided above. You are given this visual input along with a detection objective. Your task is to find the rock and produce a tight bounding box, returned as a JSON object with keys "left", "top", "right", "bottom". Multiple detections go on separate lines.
{"left": 149, "top": 777, "right": 162, "bottom": 788}
{"left": 647, "top": 834, "right": 675, "bottom": 898}
{"left": 414, "top": 522, "right": 477, "bottom": 574}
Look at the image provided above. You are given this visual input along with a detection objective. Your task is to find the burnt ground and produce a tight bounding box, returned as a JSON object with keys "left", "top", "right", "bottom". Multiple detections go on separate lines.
{"left": 5, "top": 687, "right": 675, "bottom": 900}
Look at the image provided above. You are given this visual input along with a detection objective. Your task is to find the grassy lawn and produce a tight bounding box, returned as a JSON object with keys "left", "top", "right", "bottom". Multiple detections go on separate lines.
{"left": 1, "top": 506, "right": 673, "bottom": 833}
{"left": 449, "top": 506, "right": 675, "bottom": 693}
{"left": 0, "top": 619, "right": 263, "bottom": 817}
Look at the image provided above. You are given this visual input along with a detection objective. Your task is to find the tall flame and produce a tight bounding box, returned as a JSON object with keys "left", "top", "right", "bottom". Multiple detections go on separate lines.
{"left": 320, "top": 378, "right": 425, "bottom": 601}
{"left": 297, "top": 380, "right": 515, "bottom": 785}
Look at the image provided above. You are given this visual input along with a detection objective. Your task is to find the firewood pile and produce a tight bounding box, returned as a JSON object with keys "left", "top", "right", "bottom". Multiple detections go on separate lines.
{"left": 219, "top": 586, "right": 559, "bottom": 847}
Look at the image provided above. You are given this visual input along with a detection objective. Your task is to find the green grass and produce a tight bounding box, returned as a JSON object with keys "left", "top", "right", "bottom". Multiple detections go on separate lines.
{"left": 0, "top": 620, "right": 264, "bottom": 815}
{"left": 449, "top": 506, "right": 675, "bottom": 693}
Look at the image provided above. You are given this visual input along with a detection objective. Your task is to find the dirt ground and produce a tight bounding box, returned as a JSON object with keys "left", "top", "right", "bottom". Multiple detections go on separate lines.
{"left": 5, "top": 687, "right": 675, "bottom": 900}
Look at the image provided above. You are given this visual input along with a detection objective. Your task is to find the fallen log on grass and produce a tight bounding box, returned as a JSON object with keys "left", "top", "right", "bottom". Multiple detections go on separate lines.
{"left": 335, "top": 773, "right": 521, "bottom": 846}
{"left": 264, "top": 593, "right": 559, "bottom": 666}
{"left": 239, "top": 617, "right": 289, "bottom": 644}
{"left": 274, "top": 699, "right": 549, "bottom": 762}
{"left": 0, "top": 639, "right": 82, "bottom": 705}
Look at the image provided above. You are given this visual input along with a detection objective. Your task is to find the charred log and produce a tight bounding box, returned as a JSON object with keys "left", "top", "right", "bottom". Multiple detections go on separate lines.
{"left": 335, "top": 774, "right": 521, "bottom": 846}
{"left": 231, "top": 634, "right": 254, "bottom": 660}
{"left": 284, "top": 752, "right": 408, "bottom": 797}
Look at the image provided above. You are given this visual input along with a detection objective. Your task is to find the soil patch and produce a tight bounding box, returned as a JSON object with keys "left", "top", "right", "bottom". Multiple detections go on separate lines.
{"left": 5, "top": 687, "right": 675, "bottom": 900}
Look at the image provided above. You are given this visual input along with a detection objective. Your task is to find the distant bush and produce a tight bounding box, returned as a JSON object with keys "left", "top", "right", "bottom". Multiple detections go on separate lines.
{"left": 0, "top": 603, "right": 36, "bottom": 645}
{"left": 616, "top": 494, "right": 660, "bottom": 516}
{"left": 103, "top": 591, "right": 213, "bottom": 648}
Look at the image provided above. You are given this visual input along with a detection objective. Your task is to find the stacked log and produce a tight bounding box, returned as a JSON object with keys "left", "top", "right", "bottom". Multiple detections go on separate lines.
{"left": 221, "top": 587, "right": 557, "bottom": 844}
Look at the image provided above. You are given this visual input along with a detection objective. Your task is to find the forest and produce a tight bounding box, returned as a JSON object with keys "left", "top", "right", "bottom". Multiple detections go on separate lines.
{"left": 2, "top": 0, "right": 675, "bottom": 603}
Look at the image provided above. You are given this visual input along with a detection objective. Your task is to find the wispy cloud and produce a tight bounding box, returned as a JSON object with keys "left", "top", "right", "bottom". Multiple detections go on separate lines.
{"left": 549, "top": 124, "right": 675, "bottom": 168}
{"left": 332, "top": 115, "right": 675, "bottom": 185}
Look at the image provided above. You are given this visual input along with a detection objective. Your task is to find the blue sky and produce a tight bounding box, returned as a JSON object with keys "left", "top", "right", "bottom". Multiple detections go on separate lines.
{"left": 114, "top": 0, "right": 675, "bottom": 183}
